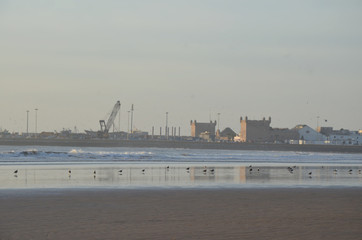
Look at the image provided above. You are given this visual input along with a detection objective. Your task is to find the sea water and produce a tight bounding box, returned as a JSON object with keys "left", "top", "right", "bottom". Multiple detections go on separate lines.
{"left": 0, "top": 145, "right": 361, "bottom": 189}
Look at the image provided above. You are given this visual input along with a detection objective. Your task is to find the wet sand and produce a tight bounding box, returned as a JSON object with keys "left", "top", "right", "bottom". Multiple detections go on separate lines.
{"left": 1, "top": 188, "right": 361, "bottom": 240}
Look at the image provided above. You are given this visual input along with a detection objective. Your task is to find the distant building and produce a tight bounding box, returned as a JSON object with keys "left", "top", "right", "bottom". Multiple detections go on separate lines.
{"left": 217, "top": 127, "right": 237, "bottom": 141}
{"left": 293, "top": 125, "right": 326, "bottom": 144}
{"left": 239, "top": 116, "right": 298, "bottom": 143}
{"left": 190, "top": 120, "right": 217, "bottom": 140}
{"left": 318, "top": 127, "right": 361, "bottom": 145}
{"left": 240, "top": 116, "right": 271, "bottom": 143}
{"left": 269, "top": 128, "right": 299, "bottom": 143}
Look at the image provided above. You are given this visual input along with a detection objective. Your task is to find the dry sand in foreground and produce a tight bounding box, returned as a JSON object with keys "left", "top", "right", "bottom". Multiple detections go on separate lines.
{"left": 0, "top": 188, "right": 361, "bottom": 240}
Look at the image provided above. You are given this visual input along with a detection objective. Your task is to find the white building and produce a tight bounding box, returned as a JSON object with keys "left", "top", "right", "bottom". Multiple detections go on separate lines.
{"left": 327, "top": 131, "right": 361, "bottom": 145}
{"left": 293, "top": 125, "right": 327, "bottom": 144}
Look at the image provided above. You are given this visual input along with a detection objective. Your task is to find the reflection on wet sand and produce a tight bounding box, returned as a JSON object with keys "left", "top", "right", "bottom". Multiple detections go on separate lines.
{"left": 0, "top": 164, "right": 361, "bottom": 189}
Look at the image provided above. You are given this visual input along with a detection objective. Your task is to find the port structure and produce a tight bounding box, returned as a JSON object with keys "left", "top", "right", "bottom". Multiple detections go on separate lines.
{"left": 98, "top": 101, "right": 121, "bottom": 138}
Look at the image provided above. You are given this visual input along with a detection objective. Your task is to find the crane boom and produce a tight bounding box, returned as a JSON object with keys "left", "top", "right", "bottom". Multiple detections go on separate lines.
{"left": 106, "top": 101, "right": 121, "bottom": 131}
{"left": 99, "top": 101, "right": 121, "bottom": 134}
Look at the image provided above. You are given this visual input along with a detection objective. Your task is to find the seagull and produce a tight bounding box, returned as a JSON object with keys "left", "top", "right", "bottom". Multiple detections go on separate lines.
{"left": 203, "top": 169, "right": 207, "bottom": 173}
{"left": 333, "top": 169, "right": 338, "bottom": 174}
{"left": 142, "top": 169, "right": 145, "bottom": 173}
{"left": 186, "top": 167, "right": 190, "bottom": 171}
{"left": 68, "top": 170, "right": 71, "bottom": 174}
{"left": 93, "top": 170, "right": 96, "bottom": 175}
{"left": 249, "top": 168, "right": 253, "bottom": 172}
{"left": 166, "top": 166, "right": 169, "bottom": 170}
{"left": 308, "top": 172, "right": 312, "bottom": 176}
{"left": 14, "top": 170, "right": 18, "bottom": 174}
{"left": 210, "top": 169, "right": 215, "bottom": 173}
{"left": 118, "top": 169, "right": 123, "bottom": 173}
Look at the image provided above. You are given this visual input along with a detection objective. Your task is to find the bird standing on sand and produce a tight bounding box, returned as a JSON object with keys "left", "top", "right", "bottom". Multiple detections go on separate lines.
{"left": 142, "top": 169, "right": 145, "bottom": 173}
{"left": 118, "top": 169, "right": 123, "bottom": 173}
{"left": 68, "top": 170, "right": 71, "bottom": 175}
{"left": 203, "top": 169, "right": 207, "bottom": 174}
{"left": 186, "top": 167, "right": 190, "bottom": 171}
{"left": 14, "top": 170, "right": 18, "bottom": 174}
{"left": 93, "top": 170, "right": 96, "bottom": 175}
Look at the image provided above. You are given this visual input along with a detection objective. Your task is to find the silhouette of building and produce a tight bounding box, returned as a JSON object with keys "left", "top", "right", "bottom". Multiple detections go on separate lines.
{"left": 239, "top": 116, "right": 298, "bottom": 143}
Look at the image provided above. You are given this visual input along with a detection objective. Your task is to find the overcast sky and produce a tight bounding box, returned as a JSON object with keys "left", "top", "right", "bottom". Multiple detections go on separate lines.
{"left": 1, "top": 0, "right": 362, "bottom": 135}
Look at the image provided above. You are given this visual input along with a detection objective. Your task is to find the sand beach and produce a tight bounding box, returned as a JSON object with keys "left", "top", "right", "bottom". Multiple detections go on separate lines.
{"left": 1, "top": 188, "right": 361, "bottom": 240}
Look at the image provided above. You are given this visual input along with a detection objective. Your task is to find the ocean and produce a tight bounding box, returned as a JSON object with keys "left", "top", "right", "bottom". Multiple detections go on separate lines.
{"left": 0, "top": 145, "right": 361, "bottom": 189}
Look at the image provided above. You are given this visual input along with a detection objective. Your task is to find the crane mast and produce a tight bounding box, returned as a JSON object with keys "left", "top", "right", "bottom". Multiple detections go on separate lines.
{"left": 99, "top": 101, "right": 121, "bottom": 137}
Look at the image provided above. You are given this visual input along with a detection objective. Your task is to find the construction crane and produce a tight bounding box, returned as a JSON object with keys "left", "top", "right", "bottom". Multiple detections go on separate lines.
{"left": 98, "top": 101, "right": 121, "bottom": 138}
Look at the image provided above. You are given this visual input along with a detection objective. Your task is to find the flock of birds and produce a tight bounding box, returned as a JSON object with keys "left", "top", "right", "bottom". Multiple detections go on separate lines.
{"left": 12, "top": 166, "right": 362, "bottom": 177}
{"left": 11, "top": 165, "right": 217, "bottom": 177}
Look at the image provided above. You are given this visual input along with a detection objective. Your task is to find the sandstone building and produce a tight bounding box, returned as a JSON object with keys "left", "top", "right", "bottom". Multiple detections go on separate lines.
{"left": 190, "top": 120, "right": 217, "bottom": 140}
{"left": 239, "top": 116, "right": 299, "bottom": 143}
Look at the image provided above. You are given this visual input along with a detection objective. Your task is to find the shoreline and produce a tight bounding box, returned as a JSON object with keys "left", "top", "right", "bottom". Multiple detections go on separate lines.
{"left": 1, "top": 188, "right": 361, "bottom": 240}
{"left": 1, "top": 138, "right": 362, "bottom": 153}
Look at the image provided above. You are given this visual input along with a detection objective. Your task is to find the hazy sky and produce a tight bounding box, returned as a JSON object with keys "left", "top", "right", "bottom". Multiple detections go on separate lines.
{"left": 1, "top": 0, "right": 362, "bottom": 135}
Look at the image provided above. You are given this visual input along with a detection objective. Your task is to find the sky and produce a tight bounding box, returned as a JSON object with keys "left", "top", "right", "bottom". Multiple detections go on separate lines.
{"left": 1, "top": 0, "right": 362, "bottom": 135}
